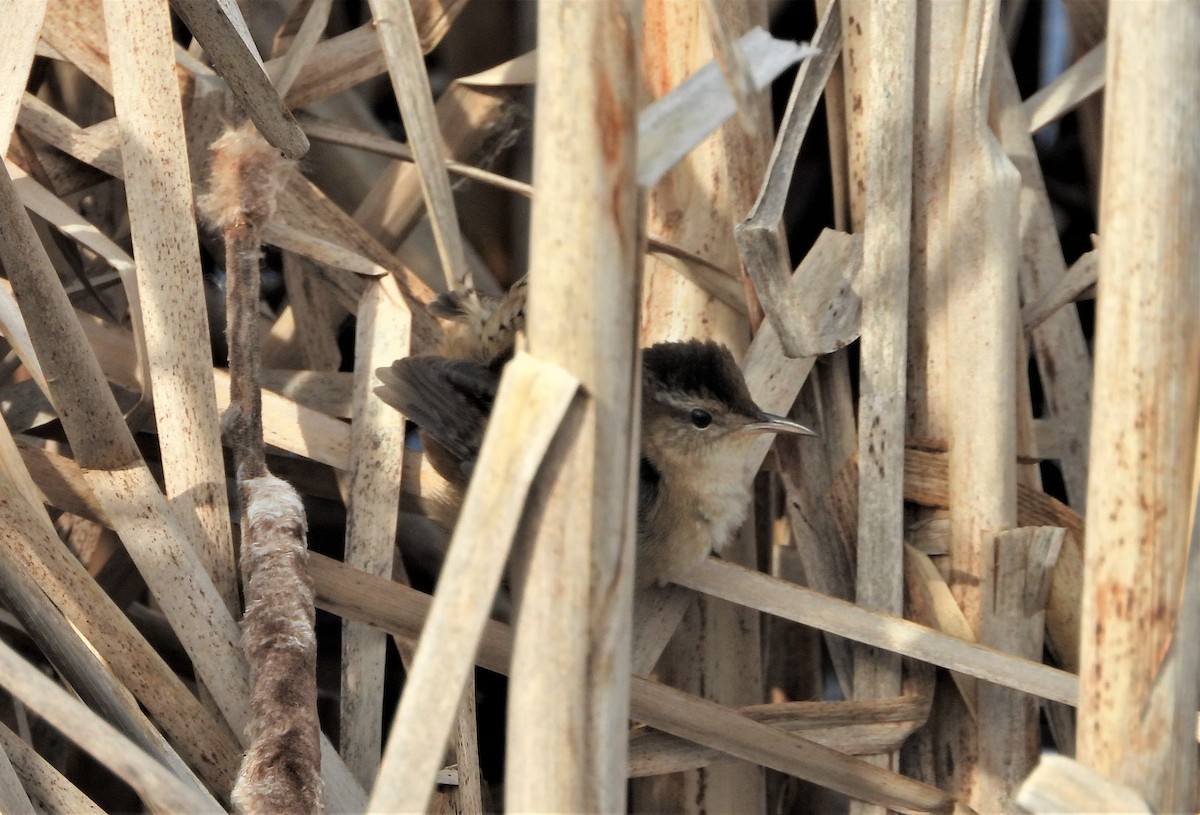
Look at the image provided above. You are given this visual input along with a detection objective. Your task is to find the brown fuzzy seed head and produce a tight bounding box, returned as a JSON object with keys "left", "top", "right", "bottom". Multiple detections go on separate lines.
{"left": 197, "top": 122, "right": 294, "bottom": 231}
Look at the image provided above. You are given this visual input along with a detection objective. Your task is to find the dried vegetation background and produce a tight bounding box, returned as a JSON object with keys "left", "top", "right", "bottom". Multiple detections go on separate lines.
{"left": 0, "top": 0, "right": 1196, "bottom": 813}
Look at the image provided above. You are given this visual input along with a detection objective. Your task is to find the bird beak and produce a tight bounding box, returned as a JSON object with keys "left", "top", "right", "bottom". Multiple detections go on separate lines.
{"left": 743, "top": 411, "right": 819, "bottom": 437}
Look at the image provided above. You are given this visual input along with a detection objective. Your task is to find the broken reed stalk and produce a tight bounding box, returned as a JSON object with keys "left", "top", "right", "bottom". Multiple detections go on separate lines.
{"left": 1017, "top": 754, "right": 1153, "bottom": 814}
{"left": 1075, "top": 2, "right": 1200, "bottom": 810}
{"left": 505, "top": 1, "right": 642, "bottom": 811}
{"left": 199, "top": 123, "right": 321, "bottom": 814}
{"left": 994, "top": 49, "right": 1093, "bottom": 514}
{"left": 734, "top": 2, "right": 844, "bottom": 356}
{"left": 975, "top": 527, "right": 1061, "bottom": 810}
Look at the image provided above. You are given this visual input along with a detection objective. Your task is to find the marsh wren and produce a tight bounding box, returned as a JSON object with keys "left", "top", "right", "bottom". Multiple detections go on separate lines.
{"left": 376, "top": 284, "right": 815, "bottom": 587}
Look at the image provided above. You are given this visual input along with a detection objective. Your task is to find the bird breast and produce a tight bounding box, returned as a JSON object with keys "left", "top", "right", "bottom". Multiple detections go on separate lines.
{"left": 682, "top": 467, "right": 752, "bottom": 555}
{"left": 659, "top": 436, "right": 755, "bottom": 548}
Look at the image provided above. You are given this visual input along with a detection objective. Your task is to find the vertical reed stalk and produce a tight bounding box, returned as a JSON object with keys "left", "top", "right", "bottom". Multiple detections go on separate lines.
{"left": 849, "top": 3, "right": 915, "bottom": 812}
{"left": 635, "top": 1, "right": 772, "bottom": 809}
{"left": 506, "top": 1, "right": 642, "bottom": 810}
{"left": 1076, "top": 3, "right": 1200, "bottom": 809}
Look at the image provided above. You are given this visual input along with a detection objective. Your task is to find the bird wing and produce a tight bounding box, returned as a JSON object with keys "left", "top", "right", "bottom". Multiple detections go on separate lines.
{"left": 375, "top": 356, "right": 500, "bottom": 469}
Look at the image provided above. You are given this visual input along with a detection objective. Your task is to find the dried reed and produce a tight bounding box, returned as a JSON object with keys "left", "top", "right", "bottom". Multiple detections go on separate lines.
{"left": 0, "top": 1, "right": 1195, "bottom": 814}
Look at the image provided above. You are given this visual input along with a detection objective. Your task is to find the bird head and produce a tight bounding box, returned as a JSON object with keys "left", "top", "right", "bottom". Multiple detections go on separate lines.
{"left": 639, "top": 340, "right": 816, "bottom": 470}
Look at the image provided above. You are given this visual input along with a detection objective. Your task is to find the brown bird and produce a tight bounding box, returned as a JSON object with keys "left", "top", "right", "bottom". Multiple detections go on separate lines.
{"left": 376, "top": 287, "right": 815, "bottom": 587}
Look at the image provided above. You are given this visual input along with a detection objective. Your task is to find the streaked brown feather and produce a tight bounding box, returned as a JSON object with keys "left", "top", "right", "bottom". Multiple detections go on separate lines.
{"left": 375, "top": 356, "right": 500, "bottom": 481}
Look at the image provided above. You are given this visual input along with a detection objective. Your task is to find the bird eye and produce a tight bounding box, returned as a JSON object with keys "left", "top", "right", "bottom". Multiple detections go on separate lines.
{"left": 689, "top": 409, "right": 712, "bottom": 428}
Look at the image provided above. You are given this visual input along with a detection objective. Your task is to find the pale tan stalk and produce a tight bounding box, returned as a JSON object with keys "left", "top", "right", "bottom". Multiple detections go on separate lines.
{"left": 367, "top": 355, "right": 578, "bottom": 813}
{"left": 944, "top": 0, "right": 1020, "bottom": 639}
{"left": 899, "top": 9, "right": 960, "bottom": 778}
{"left": 1021, "top": 249, "right": 1097, "bottom": 334}
{"left": 975, "top": 528, "right": 1061, "bottom": 809}
{"left": 263, "top": 222, "right": 392, "bottom": 278}
{"left": 635, "top": 1, "right": 771, "bottom": 809}
{"left": 0, "top": 722, "right": 103, "bottom": 815}
{"left": 933, "top": 0, "right": 1023, "bottom": 803}
{"left": 339, "top": 275, "right": 410, "bottom": 786}
{"left": 367, "top": 0, "right": 471, "bottom": 294}
{"left": 499, "top": 2, "right": 643, "bottom": 812}
{"left": 103, "top": 0, "right": 238, "bottom": 614}
{"left": 313, "top": 555, "right": 964, "bottom": 814}
{"left": 15, "top": 97, "right": 123, "bottom": 177}
{"left": 1016, "top": 754, "right": 1152, "bottom": 814}
{"left": 847, "top": 3, "right": 915, "bottom": 810}
{"left": 39, "top": 0, "right": 111, "bottom": 91}
{"left": 679, "top": 559, "right": 1077, "bottom": 708}
{"left": 1076, "top": 3, "right": 1200, "bottom": 808}
{"left": 628, "top": 696, "right": 929, "bottom": 777}
{"left": 906, "top": 0, "right": 960, "bottom": 445}
{"left": 0, "top": 0, "right": 46, "bottom": 156}
{"left": 0, "top": 728, "right": 35, "bottom": 815}
{"left": 169, "top": 0, "right": 308, "bottom": 158}
{"left": 267, "top": 0, "right": 332, "bottom": 97}
{"left": 0, "top": 638, "right": 223, "bottom": 813}
{"left": 993, "top": 51, "right": 1093, "bottom": 512}
{"left": 1021, "top": 41, "right": 1106, "bottom": 133}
